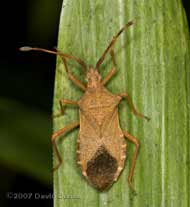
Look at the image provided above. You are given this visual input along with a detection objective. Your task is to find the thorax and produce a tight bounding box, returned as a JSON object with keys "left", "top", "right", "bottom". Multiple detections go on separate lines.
{"left": 78, "top": 86, "right": 121, "bottom": 126}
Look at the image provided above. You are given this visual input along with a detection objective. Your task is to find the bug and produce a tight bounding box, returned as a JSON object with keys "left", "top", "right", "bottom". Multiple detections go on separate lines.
{"left": 20, "top": 20, "right": 150, "bottom": 191}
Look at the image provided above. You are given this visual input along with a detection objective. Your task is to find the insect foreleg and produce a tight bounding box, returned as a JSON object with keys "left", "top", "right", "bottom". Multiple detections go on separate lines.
{"left": 123, "top": 130, "right": 139, "bottom": 192}
{"left": 61, "top": 57, "right": 86, "bottom": 91}
{"left": 118, "top": 93, "right": 150, "bottom": 121}
{"left": 51, "top": 121, "right": 80, "bottom": 171}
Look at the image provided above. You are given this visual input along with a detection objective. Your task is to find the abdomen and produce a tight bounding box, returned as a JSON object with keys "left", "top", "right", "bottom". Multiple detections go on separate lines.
{"left": 76, "top": 110, "right": 127, "bottom": 191}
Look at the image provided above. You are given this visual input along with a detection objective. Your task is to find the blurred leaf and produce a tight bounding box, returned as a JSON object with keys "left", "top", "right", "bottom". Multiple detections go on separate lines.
{"left": 53, "top": 0, "right": 190, "bottom": 206}
{"left": 27, "top": 0, "right": 62, "bottom": 46}
{"left": 0, "top": 98, "right": 52, "bottom": 186}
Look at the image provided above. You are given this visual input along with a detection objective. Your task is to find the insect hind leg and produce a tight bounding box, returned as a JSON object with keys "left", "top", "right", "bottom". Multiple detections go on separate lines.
{"left": 123, "top": 130, "right": 139, "bottom": 192}
{"left": 51, "top": 121, "right": 79, "bottom": 171}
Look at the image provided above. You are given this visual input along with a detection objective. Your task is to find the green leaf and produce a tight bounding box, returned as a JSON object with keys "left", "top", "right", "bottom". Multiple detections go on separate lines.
{"left": 53, "top": 0, "right": 190, "bottom": 206}
{"left": 0, "top": 98, "right": 52, "bottom": 185}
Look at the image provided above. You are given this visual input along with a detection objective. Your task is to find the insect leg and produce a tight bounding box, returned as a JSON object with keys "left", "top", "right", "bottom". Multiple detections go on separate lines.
{"left": 123, "top": 130, "right": 139, "bottom": 192}
{"left": 52, "top": 121, "right": 80, "bottom": 171}
{"left": 53, "top": 99, "right": 78, "bottom": 118}
{"left": 61, "top": 56, "right": 86, "bottom": 91}
{"left": 96, "top": 21, "right": 133, "bottom": 69}
{"left": 102, "top": 49, "right": 116, "bottom": 85}
{"left": 118, "top": 93, "right": 150, "bottom": 121}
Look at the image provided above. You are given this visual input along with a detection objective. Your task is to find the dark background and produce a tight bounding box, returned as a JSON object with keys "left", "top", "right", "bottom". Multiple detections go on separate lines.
{"left": 0, "top": 1, "right": 189, "bottom": 206}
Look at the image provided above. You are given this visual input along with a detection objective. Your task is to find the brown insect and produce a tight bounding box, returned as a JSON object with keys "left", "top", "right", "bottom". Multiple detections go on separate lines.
{"left": 20, "top": 20, "right": 150, "bottom": 191}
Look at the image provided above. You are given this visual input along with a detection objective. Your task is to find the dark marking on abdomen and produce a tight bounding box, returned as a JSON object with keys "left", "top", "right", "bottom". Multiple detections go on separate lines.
{"left": 86, "top": 145, "right": 118, "bottom": 191}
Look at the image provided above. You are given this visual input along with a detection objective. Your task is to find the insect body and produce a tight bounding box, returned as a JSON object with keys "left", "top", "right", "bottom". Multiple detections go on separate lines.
{"left": 78, "top": 70, "right": 125, "bottom": 190}
{"left": 20, "top": 21, "right": 149, "bottom": 191}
